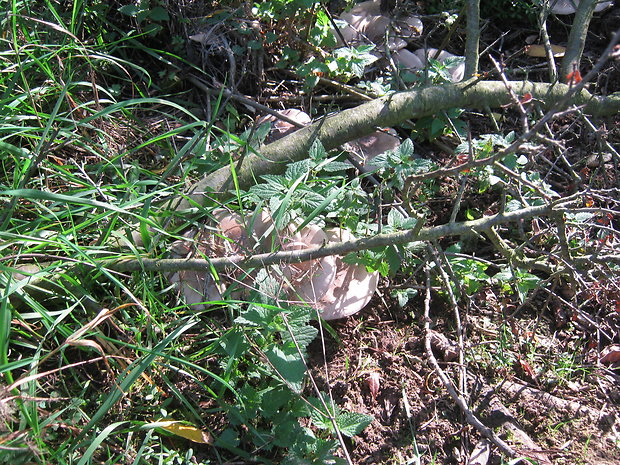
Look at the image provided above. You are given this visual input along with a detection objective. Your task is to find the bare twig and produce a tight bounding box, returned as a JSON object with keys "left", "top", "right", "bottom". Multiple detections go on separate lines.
{"left": 423, "top": 256, "right": 517, "bottom": 458}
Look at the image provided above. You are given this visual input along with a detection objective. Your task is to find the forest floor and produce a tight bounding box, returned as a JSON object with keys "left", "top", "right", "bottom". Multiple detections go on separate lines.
{"left": 2, "top": 1, "right": 620, "bottom": 464}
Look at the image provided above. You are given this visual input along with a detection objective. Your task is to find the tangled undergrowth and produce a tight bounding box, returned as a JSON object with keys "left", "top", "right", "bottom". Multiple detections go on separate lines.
{"left": 1, "top": 1, "right": 619, "bottom": 464}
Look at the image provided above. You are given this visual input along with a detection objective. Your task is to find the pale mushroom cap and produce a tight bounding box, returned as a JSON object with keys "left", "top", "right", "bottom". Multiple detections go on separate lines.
{"left": 338, "top": 0, "right": 422, "bottom": 45}
{"left": 213, "top": 210, "right": 250, "bottom": 254}
{"left": 168, "top": 212, "right": 379, "bottom": 319}
{"left": 283, "top": 224, "right": 338, "bottom": 304}
{"left": 317, "top": 228, "right": 380, "bottom": 320}
{"left": 168, "top": 270, "right": 222, "bottom": 310}
{"left": 347, "top": 130, "right": 401, "bottom": 165}
{"left": 393, "top": 48, "right": 425, "bottom": 70}
{"left": 394, "top": 16, "right": 424, "bottom": 39}
{"left": 549, "top": 0, "right": 613, "bottom": 14}
{"left": 257, "top": 109, "right": 311, "bottom": 141}
{"left": 344, "top": 14, "right": 391, "bottom": 42}
{"left": 347, "top": 0, "right": 382, "bottom": 16}
{"left": 413, "top": 48, "right": 465, "bottom": 82}
{"left": 250, "top": 209, "right": 279, "bottom": 250}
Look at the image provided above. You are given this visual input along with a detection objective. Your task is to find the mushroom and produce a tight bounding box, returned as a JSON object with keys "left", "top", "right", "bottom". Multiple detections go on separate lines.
{"left": 315, "top": 228, "right": 380, "bottom": 320}
{"left": 339, "top": 1, "right": 391, "bottom": 44}
{"left": 346, "top": 129, "right": 401, "bottom": 165}
{"left": 549, "top": 0, "right": 613, "bottom": 15}
{"left": 282, "top": 224, "right": 338, "bottom": 305}
{"left": 168, "top": 210, "right": 254, "bottom": 308}
{"left": 394, "top": 48, "right": 465, "bottom": 82}
{"left": 167, "top": 211, "right": 379, "bottom": 320}
{"left": 335, "top": 0, "right": 422, "bottom": 46}
{"left": 168, "top": 230, "right": 223, "bottom": 310}
{"left": 256, "top": 109, "right": 311, "bottom": 142}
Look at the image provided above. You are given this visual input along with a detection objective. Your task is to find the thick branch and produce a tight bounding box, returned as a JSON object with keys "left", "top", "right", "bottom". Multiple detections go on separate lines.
{"left": 177, "top": 80, "right": 619, "bottom": 211}
{"left": 464, "top": 0, "right": 480, "bottom": 78}
{"left": 560, "top": 0, "right": 598, "bottom": 81}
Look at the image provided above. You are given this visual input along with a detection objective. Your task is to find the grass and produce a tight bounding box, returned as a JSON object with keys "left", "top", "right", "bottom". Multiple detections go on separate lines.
{"left": 0, "top": 2, "right": 228, "bottom": 463}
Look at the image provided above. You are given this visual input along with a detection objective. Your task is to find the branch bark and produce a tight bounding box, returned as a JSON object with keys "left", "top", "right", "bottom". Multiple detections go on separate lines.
{"left": 109, "top": 202, "right": 560, "bottom": 274}
{"left": 560, "top": 0, "right": 598, "bottom": 81}
{"left": 464, "top": 0, "right": 480, "bottom": 78}
{"left": 176, "top": 80, "right": 620, "bottom": 212}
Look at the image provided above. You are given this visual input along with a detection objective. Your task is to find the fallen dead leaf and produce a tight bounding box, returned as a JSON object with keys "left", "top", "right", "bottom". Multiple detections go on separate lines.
{"left": 524, "top": 44, "right": 566, "bottom": 58}
{"left": 156, "top": 420, "right": 213, "bottom": 444}
{"left": 366, "top": 372, "right": 381, "bottom": 401}
{"left": 600, "top": 345, "right": 620, "bottom": 365}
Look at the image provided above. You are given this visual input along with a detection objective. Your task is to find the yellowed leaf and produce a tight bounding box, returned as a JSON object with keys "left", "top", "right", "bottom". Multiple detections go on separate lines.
{"left": 524, "top": 44, "right": 565, "bottom": 58}
{"left": 157, "top": 420, "right": 213, "bottom": 444}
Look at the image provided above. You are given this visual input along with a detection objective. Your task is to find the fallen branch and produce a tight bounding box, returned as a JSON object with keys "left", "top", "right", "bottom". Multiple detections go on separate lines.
{"left": 178, "top": 81, "right": 619, "bottom": 211}
{"left": 177, "top": 30, "right": 620, "bottom": 211}
{"left": 499, "top": 380, "right": 618, "bottom": 426}
{"left": 109, "top": 202, "right": 559, "bottom": 274}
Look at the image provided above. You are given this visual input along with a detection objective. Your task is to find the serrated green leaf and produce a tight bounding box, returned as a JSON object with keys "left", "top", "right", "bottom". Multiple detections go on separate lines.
{"left": 282, "top": 321, "right": 318, "bottom": 351}
{"left": 264, "top": 345, "right": 305, "bottom": 393}
{"left": 320, "top": 160, "right": 351, "bottom": 172}
{"left": 336, "top": 411, "right": 374, "bottom": 437}
{"left": 565, "top": 212, "right": 594, "bottom": 223}
{"left": 309, "top": 139, "right": 326, "bottom": 162}
{"left": 148, "top": 6, "right": 169, "bottom": 21}
{"left": 506, "top": 199, "right": 522, "bottom": 212}
{"left": 285, "top": 159, "right": 311, "bottom": 181}
{"left": 387, "top": 208, "right": 405, "bottom": 228}
{"left": 392, "top": 288, "right": 418, "bottom": 308}
{"left": 235, "top": 304, "right": 278, "bottom": 327}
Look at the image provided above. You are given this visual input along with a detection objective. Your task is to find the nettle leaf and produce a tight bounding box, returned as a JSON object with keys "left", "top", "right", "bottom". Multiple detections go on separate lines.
{"left": 264, "top": 345, "right": 305, "bottom": 393}
{"left": 506, "top": 199, "right": 523, "bottom": 211}
{"left": 309, "top": 139, "right": 327, "bottom": 162}
{"left": 565, "top": 212, "right": 595, "bottom": 223}
{"left": 387, "top": 208, "right": 418, "bottom": 231}
{"left": 320, "top": 160, "right": 351, "bottom": 172}
{"left": 218, "top": 328, "right": 250, "bottom": 357}
{"left": 235, "top": 304, "right": 279, "bottom": 328}
{"left": 262, "top": 174, "right": 290, "bottom": 188}
{"left": 309, "top": 400, "right": 373, "bottom": 438}
{"left": 514, "top": 269, "right": 541, "bottom": 303}
{"left": 336, "top": 411, "right": 374, "bottom": 437}
{"left": 285, "top": 159, "right": 311, "bottom": 181}
{"left": 387, "top": 208, "right": 405, "bottom": 228}
{"left": 260, "top": 385, "right": 296, "bottom": 419}
{"left": 392, "top": 288, "right": 418, "bottom": 308}
{"left": 393, "top": 138, "right": 414, "bottom": 162}
{"left": 255, "top": 268, "right": 285, "bottom": 303}
{"left": 297, "top": 187, "right": 325, "bottom": 209}
{"left": 281, "top": 308, "right": 318, "bottom": 350}
{"left": 384, "top": 245, "right": 403, "bottom": 275}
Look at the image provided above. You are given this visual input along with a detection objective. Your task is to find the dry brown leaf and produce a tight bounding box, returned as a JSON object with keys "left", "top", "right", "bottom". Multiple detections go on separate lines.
{"left": 157, "top": 420, "right": 213, "bottom": 444}
{"left": 367, "top": 372, "right": 381, "bottom": 400}
{"left": 524, "top": 44, "right": 566, "bottom": 58}
{"left": 600, "top": 345, "right": 620, "bottom": 365}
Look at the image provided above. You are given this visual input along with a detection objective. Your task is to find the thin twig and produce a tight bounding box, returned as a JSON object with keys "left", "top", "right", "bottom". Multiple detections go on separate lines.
{"left": 423, "top": 256, "right": 517, "bottom": 458}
